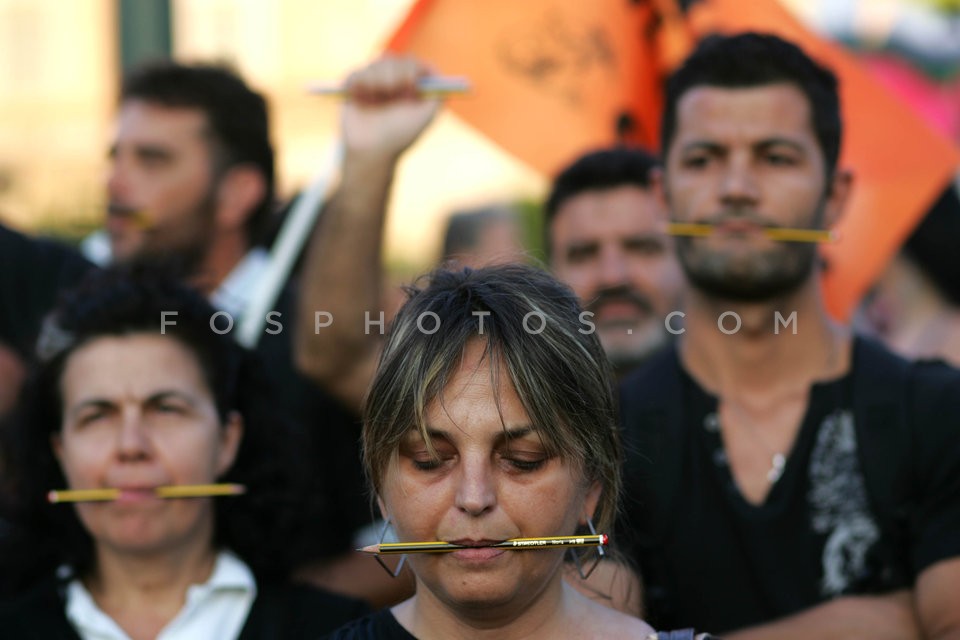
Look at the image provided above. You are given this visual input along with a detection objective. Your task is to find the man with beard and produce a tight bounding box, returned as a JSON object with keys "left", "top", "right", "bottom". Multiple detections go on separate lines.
{"left": 618, "top": 33, "right": 960, "bottom": 637}
{"left": 99, "top": 61, "right": 400, "bottom": 607}
{"left": 105, "top": 62, "right": 273, "bottom": 300}
{"left": 546, "top": 148, "right": 684, "bottom": 375}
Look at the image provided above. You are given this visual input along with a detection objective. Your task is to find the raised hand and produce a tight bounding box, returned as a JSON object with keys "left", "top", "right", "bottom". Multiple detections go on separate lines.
{"left": 340, "top": 55, "right": 441, "bottom": 159}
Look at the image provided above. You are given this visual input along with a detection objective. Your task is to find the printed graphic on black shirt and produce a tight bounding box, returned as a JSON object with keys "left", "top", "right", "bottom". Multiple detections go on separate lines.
{"left": 807, "top": 410, "right": 880, "bottom": 596}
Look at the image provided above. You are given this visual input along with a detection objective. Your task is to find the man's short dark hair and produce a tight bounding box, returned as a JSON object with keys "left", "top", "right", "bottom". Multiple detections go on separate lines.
{"left": 661, "top": 32, "right": 842, "bottom": 178}
{"left": 121, "top": 61, "right": 275, "bottom": 245}
{"left": 545, "top": 147, "right": 660, "bottom": 224}
{"left": 543, "top": 147, "right": 659, "bottom": 259}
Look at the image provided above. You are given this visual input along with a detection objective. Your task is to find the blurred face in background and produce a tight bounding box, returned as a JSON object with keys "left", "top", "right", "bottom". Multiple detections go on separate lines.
{"left": 550, "top": 185, "right": 684, "bottom": 370}
{"left": 105, "top": 100, "right": 220, "bottom": 274}
{"left": 446, "top": 216, "right": 527, "bottom": 270}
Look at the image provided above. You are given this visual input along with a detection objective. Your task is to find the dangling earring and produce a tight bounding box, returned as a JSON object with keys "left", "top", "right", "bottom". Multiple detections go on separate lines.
{"left": 568, "top": 515, "right": 605, "bottom": 580}
{"left": 373, "top": 518, "right": 407, "bottom": 578}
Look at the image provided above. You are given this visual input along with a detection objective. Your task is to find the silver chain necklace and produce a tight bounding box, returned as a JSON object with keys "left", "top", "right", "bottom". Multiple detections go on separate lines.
{"left": 705, "top": 405, "right": 788, "bottom": 484}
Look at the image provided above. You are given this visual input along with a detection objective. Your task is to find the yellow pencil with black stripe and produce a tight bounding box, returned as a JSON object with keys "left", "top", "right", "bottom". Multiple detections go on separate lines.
{"left": 359, "top": 534, "right": 608, "bottom": 555}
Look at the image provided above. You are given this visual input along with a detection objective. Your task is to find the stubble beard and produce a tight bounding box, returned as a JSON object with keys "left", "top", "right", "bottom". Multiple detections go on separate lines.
{"left": 675, "top": 204, "right": 825, "bottom": 303}
{"left": 118, "top": 192, "right": 219, "bottom": 282}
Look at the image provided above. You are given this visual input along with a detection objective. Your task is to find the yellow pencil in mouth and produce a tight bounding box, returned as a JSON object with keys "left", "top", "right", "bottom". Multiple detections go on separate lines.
{"left": 125, "top": 209, "right": 152, "bottom": 230}
{"left": 666, "top": 222, "right": 836, "bottom": 243}
{"left": 47, "top": 483, "right": 246, "bottom": 503}
{"left": 358, "top": 534, "right": 609, "bottom": 555}
{"left": 108, "top": 208, "right": 153, "bottom": 231}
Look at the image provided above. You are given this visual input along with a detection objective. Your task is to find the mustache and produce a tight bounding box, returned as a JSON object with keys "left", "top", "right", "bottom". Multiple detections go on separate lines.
{"left": 586, "top": 285, "right": 654, "bottom": 315}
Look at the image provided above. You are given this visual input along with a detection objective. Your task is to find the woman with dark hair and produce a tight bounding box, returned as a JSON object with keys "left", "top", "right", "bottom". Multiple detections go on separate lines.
{"left": 328, "top": 264, "right": 658, "bottom": 639}
{"left": 0, "top": 268, "right": 367, "bottom": 639}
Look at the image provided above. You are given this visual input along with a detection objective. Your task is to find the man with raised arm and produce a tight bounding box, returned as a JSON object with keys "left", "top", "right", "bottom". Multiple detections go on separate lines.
{"left": 296, "top": 57, "right": 440, "bottom": 413}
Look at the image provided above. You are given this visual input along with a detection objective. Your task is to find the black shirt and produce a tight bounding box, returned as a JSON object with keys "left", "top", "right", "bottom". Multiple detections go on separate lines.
{"left": 650, "top": 365, "right": 868, "bottom": 630}
{"left": 618, "top": 338, "right": 960, "bottom": 634}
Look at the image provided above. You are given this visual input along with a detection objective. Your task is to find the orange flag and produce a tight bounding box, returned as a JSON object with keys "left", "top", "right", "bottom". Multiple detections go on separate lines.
{"left": 386, "top": 0, "right": 665, "bottom": 175}
{"left": 687, "top": 0, "right": 960, "bottom": 320}
{"left": 387, "top": 0, "right": 960, "bottom": 320}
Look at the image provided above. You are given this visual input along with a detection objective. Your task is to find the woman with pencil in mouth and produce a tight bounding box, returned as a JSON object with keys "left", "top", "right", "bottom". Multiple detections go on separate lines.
{"left": 327, "top": 264, "right": 656, "bottom": 639}
{"left": 0, "top": 268, "right": 367, "bottom": 639}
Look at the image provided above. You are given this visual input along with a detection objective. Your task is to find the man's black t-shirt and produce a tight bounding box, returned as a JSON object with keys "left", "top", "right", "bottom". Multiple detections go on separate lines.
{"left": 638, "top": 364, "right": 880, "bottom": 631}
{"left": 618, "top": 338, "right": 960, "bottom": 634}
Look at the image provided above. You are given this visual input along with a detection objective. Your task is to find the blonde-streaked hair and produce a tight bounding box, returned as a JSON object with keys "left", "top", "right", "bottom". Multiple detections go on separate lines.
{"left": 363, "top": 264, "right": 621, "bottom": 533}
